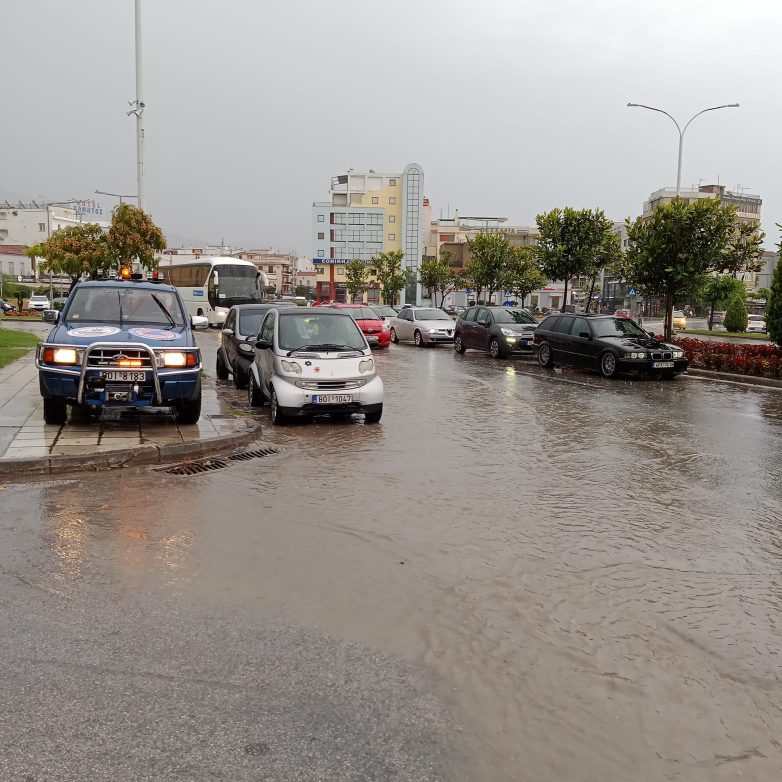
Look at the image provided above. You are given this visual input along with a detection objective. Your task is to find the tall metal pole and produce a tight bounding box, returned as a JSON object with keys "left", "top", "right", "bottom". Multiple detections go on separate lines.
{"left": 134, "top": 0, "right": 145, "bottom": 211}
{"left": 627, "top": 102, "right": 739, "bottom": 195}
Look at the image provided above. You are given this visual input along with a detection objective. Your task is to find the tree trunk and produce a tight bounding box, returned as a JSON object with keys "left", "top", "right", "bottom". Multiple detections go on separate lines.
{"left": 708, "top": 300, "right": 715, "bottom": 330}
{"left": 665, "top": 289, "right": 674, "bottom": 341}
{"left": 563, "top": 278, "right": 569, "bottom": 310}
{"left": 584, "top": 275, "right": 597, "bottom": 314}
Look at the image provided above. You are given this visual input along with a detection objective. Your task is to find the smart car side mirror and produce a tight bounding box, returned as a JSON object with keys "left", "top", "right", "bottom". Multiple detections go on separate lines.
{"left": 255, "top": 338, "right": 272, "bottom": 350}
{"left": 192, "top": 315, "right": 209, "bottom": 329}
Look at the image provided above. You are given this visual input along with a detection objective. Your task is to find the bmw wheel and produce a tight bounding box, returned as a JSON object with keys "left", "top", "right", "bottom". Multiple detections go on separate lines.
{"left": 538, "top": 342, "right": 553, "bottom": 368}
{"left": 454, "top": 335, "right": 466, "bottom": 354}
{"left": 600, "top": 351, "right": 618, "bottom": 378}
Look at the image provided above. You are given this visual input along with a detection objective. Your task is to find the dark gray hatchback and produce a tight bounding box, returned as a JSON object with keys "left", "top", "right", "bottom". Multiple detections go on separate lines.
{"left": 453, "top": 306, "right": 538, "bottom": 358}
{"left": 532, "top": 314, "right": 688, "bottom": 378}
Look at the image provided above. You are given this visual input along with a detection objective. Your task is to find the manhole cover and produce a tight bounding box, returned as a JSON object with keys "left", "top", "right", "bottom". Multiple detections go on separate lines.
{"left": 160, "top": 446, "right": 281, "bottom": 475}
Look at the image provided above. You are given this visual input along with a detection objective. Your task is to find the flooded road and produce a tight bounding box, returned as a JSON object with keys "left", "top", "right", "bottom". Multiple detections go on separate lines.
{"left": 3, "top": 336, "right": 782, "bottom": 780}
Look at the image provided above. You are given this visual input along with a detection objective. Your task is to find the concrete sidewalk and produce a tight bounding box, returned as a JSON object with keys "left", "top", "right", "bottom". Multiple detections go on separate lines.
{"left": 0, "top": 323, "right": 258, "bottom": 469}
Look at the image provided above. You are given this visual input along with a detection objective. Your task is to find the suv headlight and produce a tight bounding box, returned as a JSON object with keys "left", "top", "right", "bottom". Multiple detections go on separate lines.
{"left": 44, "top": 347, "right": 80, "bottom": 365}
{"left": 280, "top": 359, "right": 302, "bottom": 375}
{"left": 358, "top": 358, "right": 375, "bottom": 374}
{"left": 161, "top": 351, "right": 199, "bottom": 368}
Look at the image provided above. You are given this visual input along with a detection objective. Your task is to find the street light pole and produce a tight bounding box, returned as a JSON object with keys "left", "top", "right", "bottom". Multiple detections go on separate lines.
{"left": 95, "top": 189, "right": 137, "bottom": 205}
{"left": 126, "top": 0, "right": 145, "bottom": 211}
{"left": 627, "top": 102, "right": 739, "bottom": 194}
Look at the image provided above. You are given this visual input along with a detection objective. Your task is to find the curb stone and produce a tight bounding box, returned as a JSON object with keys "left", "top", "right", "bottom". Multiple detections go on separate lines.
{"left": 0, "top": 420, "right": 263, "bottom": 480}
{"left": 685, "top": 368, "right": 782, "bottom": 390}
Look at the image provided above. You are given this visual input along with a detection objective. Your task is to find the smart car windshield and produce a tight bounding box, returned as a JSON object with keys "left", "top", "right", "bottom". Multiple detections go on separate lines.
{"left": 591, "top": 318, "right": 647, "bottom": 338}
{"left": 492, "top": 308, "right": 536, "bottom": 324}
{"left": 278, "top": 313, "right": 366, "bottom": 351}
{"left": 65, "top": 287, "right": 186, "bottom": 326}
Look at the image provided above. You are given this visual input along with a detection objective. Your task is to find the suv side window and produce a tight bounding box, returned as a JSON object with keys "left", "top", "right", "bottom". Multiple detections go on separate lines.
{"left": 570, "top": 317, "right": 589, "bottom": 336}
{"left": 260, "top": 311, "right": 275, "bottom": 343}
{"left": 476, "top": 308, "right": 489, "bottom": 326}
{"left": 555, "top": 316, "right": 574, "bottom": 333}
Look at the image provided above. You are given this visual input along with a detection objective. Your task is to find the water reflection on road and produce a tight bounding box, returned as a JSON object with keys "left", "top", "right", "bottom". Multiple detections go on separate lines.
{"left": 9, "top": 339, "right": 782, "bottom": 780}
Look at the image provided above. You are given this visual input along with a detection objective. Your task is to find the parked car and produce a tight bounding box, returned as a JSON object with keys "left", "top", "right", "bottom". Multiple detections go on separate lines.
{"left": 533, "top": 313, "right": 687, "bottom": 378}
{"left": 247, "top": 307, "right": 383, "bottom": 424}
{"left": 453, "top": 306, "right": 538, "bottom": 358}
{"left": 442, "top": 305, "right": 466, "bottom": 319}
{"left": 36, "top": 279, "right": 208, "bottom": 425}
{"left": 712, "top": 310, "right": 726, "bottom": 326}
{"left": 323, "top": 304, "right": 390, "bottom": 348}
{"left": 390, "top": 307, "right": 456, "bottom": 346}
{"left": 614, "top": 309, "right": 632, "bottom": 318}
{"left": 0, "top": 298, "right": 16, "bottom": 314}
{"left": 370, "top": 304, "right": 398, "bottom": 326}
{"left": 747, "top": 314, "right": 767, "bottom": 333}
{"left": 672, "top": 311, "right": 687, "bottom": 330}
{"left": 28, "top": 294, "right": 51, "bottom": 311}
{"left": 217, "top": 303, "right": 296, "bottom": 388}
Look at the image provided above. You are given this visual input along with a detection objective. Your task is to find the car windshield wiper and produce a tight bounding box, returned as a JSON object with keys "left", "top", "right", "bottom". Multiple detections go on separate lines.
{"left": 286, "top": 343, "right": 362, "bottom": 356}
{"left": 150, "top": 293, "right": 176, "bottom": 328}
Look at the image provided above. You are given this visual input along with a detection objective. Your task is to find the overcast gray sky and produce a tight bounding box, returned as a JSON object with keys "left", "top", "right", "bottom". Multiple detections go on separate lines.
{"left": 2, "top": 0, "right": 779, "bottom": 253}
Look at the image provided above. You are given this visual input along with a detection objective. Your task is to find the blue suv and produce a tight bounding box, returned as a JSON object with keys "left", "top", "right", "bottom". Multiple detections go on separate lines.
{"left": 36, "top": 279, "right": 206, "bottom": 425}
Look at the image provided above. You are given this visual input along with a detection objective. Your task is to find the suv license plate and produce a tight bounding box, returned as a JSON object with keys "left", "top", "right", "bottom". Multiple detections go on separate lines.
{"left": 653, "top": 362, "right": 674, "bottom": 369}
{"left": 312, "top": 394, "right": 352, "bottom": 405}
{"left": 101, "top": 371, "right": 147, "bottom": 382}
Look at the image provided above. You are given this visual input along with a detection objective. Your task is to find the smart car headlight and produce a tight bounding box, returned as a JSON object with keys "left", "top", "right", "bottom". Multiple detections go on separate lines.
{"left": 280, "top": 359, "right": 302, "bottom": 375}
{"left": 358, "top": 359, "right": 375, "bottom": 374}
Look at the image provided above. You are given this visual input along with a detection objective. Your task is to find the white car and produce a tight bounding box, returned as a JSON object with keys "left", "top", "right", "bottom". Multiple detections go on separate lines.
{"left": 247, "top": 307, "right": 383, "bottom": 424}
{"left": 390, "top": 307, "right": 456, "bottom": 347}
{"left": 747, "top": 315, "right": 767, "bottom": 333}
{"left": 28, "top": 294, "right": 51, "bottom": 311}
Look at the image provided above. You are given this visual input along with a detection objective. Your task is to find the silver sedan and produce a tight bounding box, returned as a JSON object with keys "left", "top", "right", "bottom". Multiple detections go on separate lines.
{"left": 390, "top": 307, "right": 455, "bottom": 347}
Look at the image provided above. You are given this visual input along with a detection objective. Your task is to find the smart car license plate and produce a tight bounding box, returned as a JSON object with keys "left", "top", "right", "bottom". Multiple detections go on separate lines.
{"left": 312, "top": 394, "right": 352, "bottom": 404}
{"left": 101, "top": 371, "right": 147, "bottom": 382}
{"left": 653, "top": 362, "right": 674, "bottom": 369}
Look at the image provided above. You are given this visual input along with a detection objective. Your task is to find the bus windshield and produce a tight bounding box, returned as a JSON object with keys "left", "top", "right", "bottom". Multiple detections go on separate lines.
{"left": 214, "top": 265, "right": 263, "bottom": 305}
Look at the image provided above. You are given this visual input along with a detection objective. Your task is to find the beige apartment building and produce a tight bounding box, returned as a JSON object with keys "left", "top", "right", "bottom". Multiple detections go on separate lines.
{"left": 643, "top": 184, "right": 761, "bottom": 227}
{"left": 235, "top": 249, "right": 295, "bottom": 297}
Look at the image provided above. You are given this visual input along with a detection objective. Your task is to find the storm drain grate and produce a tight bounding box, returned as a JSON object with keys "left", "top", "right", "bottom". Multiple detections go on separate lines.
{"left": 228, "top": 446, "right": 281, "bottom": 462}
{"left": 161, "top": 446, "right": 281, "bottom": 476}
{"left": 163, "top": 458, "right": 230, "bottom": 476}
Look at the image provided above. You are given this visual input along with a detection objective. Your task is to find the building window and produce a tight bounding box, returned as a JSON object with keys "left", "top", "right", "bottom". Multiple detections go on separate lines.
{"left": 317, "top": 232, "right": 324, "bottom": 240}
{"left": 336, "top": 267, "right": 345, "bottom": 276}
{"left": 366, "top": 213, "right": 383, "bottom": 226}
{"left": 39, "top": 223, "right": 46, "bottom": 232}
{"left": 388, "top": 233, "right": 396, "bottom": 241}
{"left": 389, "top": 178, "right": 396, "bottom": 186}
{"left": 317, "top": 250, "right": 325, "bottom": 257}
{"left": 389, "top": 197, "right": 396, "bottom": 205}
{"left": 317, "top": 214, "right": 325, "bottom": 222}
{"left": 348, "top": 213, "right": 364, "bottom": 225}
{"left": 317, "top": 267, "right": 325, "bottom": 275}
{"left": 388, "top": 215, "right": 396, "bottom": 223}
{"left": 268, "top": 266, "right": 274, "bottom": 273}
{"left": 8, "top": 262, "right": 14, "bottom": 275}
{"left": 371, "top": 197, "right": 379, "bottom": 204}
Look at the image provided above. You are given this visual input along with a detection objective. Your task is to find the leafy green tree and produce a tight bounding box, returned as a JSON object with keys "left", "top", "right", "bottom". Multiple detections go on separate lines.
{"left": 294, "top": 285, "right": 313, "bottom": 298}
{"left": 701, "top": 275, "right": 746, "bottom": 330}
{"left": 747, "top": 287, "right": 771, "bottom": 301}
{"left": 35, "top": 223, "right": 112, "bottom": 289}
{"left": 107, "top": 203, "right": 166, "bottom": 271}
{"left": 6, "top": 285, "right": 27, "bottom": 313}
{"left": 535, "top": 208, "right": 618, "bottom": 310}
{"left": 344, "top": 258, "right": 368, "bottom": 302}
{"left": 370, "top": 250, "right": 407, "bottom": 305}
{"left": 724, "top": 293, "right": 748, "bottom": 332}
{"left": 419, "top": 254, "right": 464, "bottom": 307}
{"left": 625, "top": 198, "right": 737, "bottom": 340}
{"left": 766, "top": 233, "right": 782, "bottom": 346}
{"left": 499, "top": 246, "right": 546, "bottom": 307}
{"left": 465, "top": 232, "right": 514, "bottom": 304}
{"left": 719, "top": 220, "right": 765, "bottom": 278}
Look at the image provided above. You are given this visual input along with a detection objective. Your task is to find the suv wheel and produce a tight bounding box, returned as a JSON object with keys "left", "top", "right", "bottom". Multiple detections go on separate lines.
{"left": 454, "top": 335, "right": 466, "bottom": 354}
{"left": 538, "top": 342, "right": 553, "bottom": 368}
{"left": 43, "top": 397, "right": 67, "bottom": 425}
{"left": 176, "top": 395, "right": 202, "bottom": 425}
{"left": 600, "top": 351, "right": 618, "bottom": 378}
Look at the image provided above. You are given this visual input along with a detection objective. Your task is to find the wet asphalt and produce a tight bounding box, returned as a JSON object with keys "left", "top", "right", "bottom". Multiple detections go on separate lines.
{"left": 2, "top": 332, "right": 782, "bottom": 781}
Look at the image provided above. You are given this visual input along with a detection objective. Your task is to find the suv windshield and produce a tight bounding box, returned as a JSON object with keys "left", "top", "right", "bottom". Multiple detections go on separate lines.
{"left": 491, "top": 308, "right": 536, "bottom": 324}
{"left": 65, "top": 287, "right": 185, "bottom": 326}
{"left": 278, "top": 313, "right": 367, "bottom": 351}
{"left": 591, "top": 318, "right": 648, "bottom": 338}
{"left": 413, "top": 308, "right": 451, "bottom": 320}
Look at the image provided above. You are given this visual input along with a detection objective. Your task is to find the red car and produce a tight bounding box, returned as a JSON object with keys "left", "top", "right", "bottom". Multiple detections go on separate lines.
{"left": 614, "top": 309, "right": 632, "bottom": 318}
{"left": 324, "top": 304, "right": 390, "bottom": 349}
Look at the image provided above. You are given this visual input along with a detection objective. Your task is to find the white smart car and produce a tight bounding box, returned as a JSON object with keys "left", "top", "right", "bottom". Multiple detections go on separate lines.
{"left": 247, "top": 307, "right": 384, "bottom": 424}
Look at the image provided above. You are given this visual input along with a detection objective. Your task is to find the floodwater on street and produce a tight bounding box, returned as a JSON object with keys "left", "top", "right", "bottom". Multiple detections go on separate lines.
{"left": 2, "top": 334, "right": 782, "bottom": 780}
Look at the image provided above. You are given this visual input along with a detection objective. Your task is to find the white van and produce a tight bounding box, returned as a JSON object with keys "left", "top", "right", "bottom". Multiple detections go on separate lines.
{"left": 247, "top": 308, "right": 383, "bottom": 424}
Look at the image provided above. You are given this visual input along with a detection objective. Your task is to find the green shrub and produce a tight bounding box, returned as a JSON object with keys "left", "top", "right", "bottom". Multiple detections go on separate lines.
{"left": 724, "top": 294, "right": 748, "bottom": 333}
{"left": 767, "top": 254, "right": 782, "bottom": 346}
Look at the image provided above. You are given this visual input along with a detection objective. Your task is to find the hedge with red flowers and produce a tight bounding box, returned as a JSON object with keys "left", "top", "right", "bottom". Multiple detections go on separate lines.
{"left": 673, "top": 337, "right": 782, "bottom": 378}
